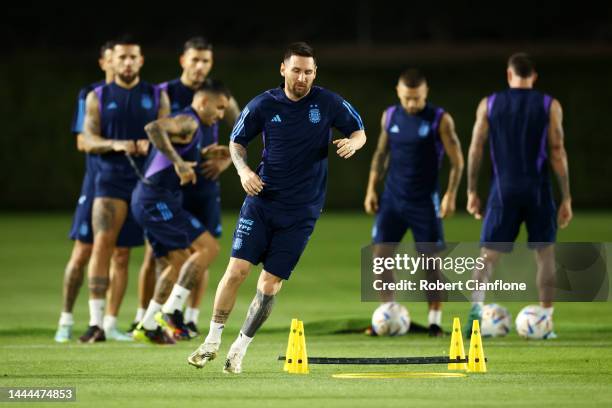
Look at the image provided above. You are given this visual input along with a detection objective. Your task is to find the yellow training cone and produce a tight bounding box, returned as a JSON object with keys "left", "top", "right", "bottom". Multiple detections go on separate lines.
{"left": 288, "top": 320, "right": 309, "bottom": 374}
{"left": 283, "top": 318, "right": 298, "bottom": 371}
{"left": 448, "top": 317, "right": 467, "bottom": 371}
{"left": 467, "top": 319, "right": 487, "bottom": 373}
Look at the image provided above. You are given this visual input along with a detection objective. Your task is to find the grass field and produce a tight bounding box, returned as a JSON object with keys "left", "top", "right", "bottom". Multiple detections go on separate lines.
{"left": 1, "top": 212, "right": 612, "bottom": 407}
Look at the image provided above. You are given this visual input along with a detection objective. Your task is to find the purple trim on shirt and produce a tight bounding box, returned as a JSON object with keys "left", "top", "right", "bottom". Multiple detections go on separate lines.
{"left": 487, "top": 93, "right": 497, "bottom": 120}
{"left": 144, "top": 139, "right": 198, "bottom": 178}
{"left": 537, "top": 95, "right": 553, "bottom": 173}
{"left": 153, "top": 85, "right": 161, "bottom": 114}
{"left": 213, "top": 123, "right": 219, "bottom": 143}
{"left": 488, "top": 135, "right": 504, "bottom": 206}
{"left": 432, "top": 108, "right": 446, "bottom": 168}
{"left": 384, "top": 105, "right": 397, "bottom": 132}
{"left": 262, "top": 131, "right": 267, "bottom": 159}
{"left": 94, "top": 85, "right": 104, "bottom": 118}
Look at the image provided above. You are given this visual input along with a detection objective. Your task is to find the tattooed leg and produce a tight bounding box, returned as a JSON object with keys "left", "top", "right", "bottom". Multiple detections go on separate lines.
{"left": 88, "top": 197, "right": 127, "bottom": 299}
{"left": 62, "top": 241, "right": 92, "bottom": 313}
{"left": 211, "top": 258, "right": 252, "bottom": 324}
{"left": 240, "top": 289, "right": 276, "bottom": 337}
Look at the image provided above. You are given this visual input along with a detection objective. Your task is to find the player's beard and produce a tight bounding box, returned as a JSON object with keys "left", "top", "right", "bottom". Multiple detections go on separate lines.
{"left": 118, "top": 72, "right": 138, "bottom": 85}
{"left": 291, "top": 81, "right": 310, "bottom": 98}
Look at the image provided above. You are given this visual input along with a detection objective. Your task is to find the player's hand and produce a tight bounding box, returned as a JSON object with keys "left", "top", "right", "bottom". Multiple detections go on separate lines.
{"left": 439, "top": 192, "right": 456, "bottom": 218}
{"left": 364, "top": 189, "right": 379, "bottom": 215}
{"left": 557, "top": 198, "right": 573, "bottom": 229}
{"left": 333, "top": 138, "right": 358, "bottom": 159}
{"left": 174, "top": 161, "right": 197, "bottom": 185}
{"left": 201, "top": 144, "right": 230, "bottom": 160}
{"left": 136, "top": 140, "right": 150, "bottom": 156}
{"left": 200, "top": 157, "right": 232, "bottom": 180}
{"left": 466, "top": 191, "right": 482, "bottom": 220}
{"left": 239, "top": 168, "right": 264, "bottom": 196}
{"left": 112, "top": 140, "right": 137, "bottom": 155}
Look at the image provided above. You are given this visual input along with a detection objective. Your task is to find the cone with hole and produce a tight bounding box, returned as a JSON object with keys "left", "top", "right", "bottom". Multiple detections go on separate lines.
{"left": 448, "top": 317, "right": 467, "bottom": 370}
{"left": 467, "top": 319, "right": 487, "bottom": 373}
{"left": 283, "top": 318, "right": 298, "bottom": 371}
{"left": 287, "top": 320, "right": 309, "bottom": 374}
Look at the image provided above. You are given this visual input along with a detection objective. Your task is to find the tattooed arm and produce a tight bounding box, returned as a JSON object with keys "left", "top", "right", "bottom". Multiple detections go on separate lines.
{"left": 548, "top": 99, "right": 572, "bottom": 228}
{"left": 364, "top": 110, "right": 390, "bottom": 215}
{"left": 144, "top": 115, "right": 199, "bottom": 185}
{"left": 438, "top": 113, "right": 465, "bottom": 218}
{"left": 466, "top": 97, "right": 489, "bottom": 220}
{"left": 229, "top": 141, "right": 264, "bottom": 196}
{"left": 81, "top": 91, "right": 136, "bottom": 154}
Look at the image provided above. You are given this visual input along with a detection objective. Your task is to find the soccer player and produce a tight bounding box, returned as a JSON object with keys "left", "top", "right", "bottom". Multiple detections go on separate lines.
{"left": 78, "top": 36, "right": 170, "bottom": 343}
{"left": 54, "top": 42, "right": 137, "bottom": 343}
{"left": 464, "top": 53, "right": 572, "bottom": 337}
{"left": 130, "top": 79, "right": 231, "bottom": 344}
{"left": 364, "top": 69, "right": 464, "bottom": 337}
{"left": 131, "top": 37, "right": 240, "bottom": 336}
{"left": 188, "top": 42, "right": 367, "bottom": 373}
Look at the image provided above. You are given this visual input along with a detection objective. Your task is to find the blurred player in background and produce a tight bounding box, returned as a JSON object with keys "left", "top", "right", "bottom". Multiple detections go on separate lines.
{"left": 364, "top": 69, "right": 464, "bottom": 336}
{"left": 131, "top": 37, "right": 239, "bottom": 336}
{"left": 78, "top": 35, "right": 170, "bottom": 343}
{"left": 188, "top": 42, "right": 367, "bottom": 374}
{"left": 465, "top": 53, "right": 572, "bottom": 336}
{"left": 131, "top": 79, "right": 231, "bottom": 344}
{"left": 54, "top": 42, "right": 136, "bottom": 343}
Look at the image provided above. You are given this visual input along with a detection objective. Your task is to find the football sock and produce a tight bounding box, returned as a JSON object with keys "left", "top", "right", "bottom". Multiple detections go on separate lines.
{"left": 59, "top": 312, "right": 74, "bottom": 326}
{"left": 542, "top": 306, "right": 554, "bottom": 317}
{"left": 103, "top": 315, "right": 117, "bottom": 333}
{"left": 230, "top": 331, "right": 253, "bottom": 355}
{"left": 428, "top": 309, "right": 442, "bottom": 326}
{"left": 205, "top": 321, "right": 225, "bottom": 344}
{"left": 134, "top": 307, "right": 145, "bottom": 323}
{"left": 185, "top": 307, "right": 200, "bottom": 324}
{"left": 88, "top": 299, "right": 105, "bottom": 327}
{"left": 161, "top": 284, "right": 190, "bottom": 314}
{"left": 142, "top": 300, "right": 162, "bottom": 330}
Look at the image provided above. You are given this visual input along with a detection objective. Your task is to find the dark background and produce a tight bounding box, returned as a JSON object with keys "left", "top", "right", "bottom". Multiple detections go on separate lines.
{"left": 2, "top": 3, "right": 611, "bottom": 210}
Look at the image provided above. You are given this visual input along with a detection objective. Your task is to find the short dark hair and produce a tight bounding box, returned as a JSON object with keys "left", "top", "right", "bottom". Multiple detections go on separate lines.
{"left": 283, "top": 42, "right": 316, "bottom": 64}
{"left": 508, "top": 53, "right": 536, "bottom": 78}
{"left": 114, "top": 34, "right": 139, "bottom": 47}
{"left": 399, "top": 68, "right": 427, "bottom": 88}
{"left": 183, "top": 37, "right": 213, "bottom": 53}
{"left": 99, "top": 41, "right": 115, "bottom": 58}
{"left": 195, "top": 78, "right": 231, "bottom": 99}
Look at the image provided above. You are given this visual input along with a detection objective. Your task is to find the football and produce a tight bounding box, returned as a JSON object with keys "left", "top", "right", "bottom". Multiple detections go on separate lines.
{"left": 515, "top": 305, "right": 555, "bottom": 339}
{"left": 480, "top": 303, "right": 512, "bottom": 337}
{"left": 371, "top": 302, "right": 411, "bottom": 336}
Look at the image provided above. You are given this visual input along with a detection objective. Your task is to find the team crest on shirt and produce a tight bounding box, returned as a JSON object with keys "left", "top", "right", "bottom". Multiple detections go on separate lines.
{"left": 233, "top": 237, "right": 243, "bottom": 250}
{"left": 309, "top": 104, "right": 321, "bottom": 124}
{"left": 141, "top": 95, "right": 153, "bottom": 110}
{"left": 418, "top": 121, "right": 431, "bottom": 138}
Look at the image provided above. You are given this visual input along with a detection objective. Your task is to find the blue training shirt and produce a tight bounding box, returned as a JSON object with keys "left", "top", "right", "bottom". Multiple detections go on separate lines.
{"left": 230, "top": 85, "right": 364, "bottom": 213}
{"left": 158, "top": 78, "right": 194, "bottom": 113}
{"left": 92, "top": 81, "right": 161, "bottom": 172}
{"left": 487, "top": 88, "right": 553, "bottom": 204}
{"left": 383, "top": 102, "right": 445, "bottom": 204}
{"left": 160, "top": 78, "right": 220, "bottom": 195}
{"left": 142, "top": 106, "right": 216, "bottom": 192}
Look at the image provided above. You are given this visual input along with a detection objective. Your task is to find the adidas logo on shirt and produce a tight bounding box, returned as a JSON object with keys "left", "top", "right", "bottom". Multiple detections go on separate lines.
{"left": 271, "top": 114, "right": 282, "bottom": 123}
{"left": 389, "top": 124, "right": 400, "bottom": 133}
{"left": 107, "top": 101, "right": 118, "bottom": 110}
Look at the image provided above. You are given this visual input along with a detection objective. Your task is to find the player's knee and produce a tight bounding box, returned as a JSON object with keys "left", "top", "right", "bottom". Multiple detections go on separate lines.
{"left": 258, "top": 271, "right": 283, "bottom": 295}
{"left": 70, "top": 242, "right": 92, "bottom": 268}
{"left": 192, "top": 234, "right": 220, "bottom": 260}
{"left": 111, "top": 248, "right": 130, "bottom": 270}
{"left": 224, "top": 260, "right": 251, "bottom": 286}
{"left": 481, "top": 248, "right": 501, "bottom": 266}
